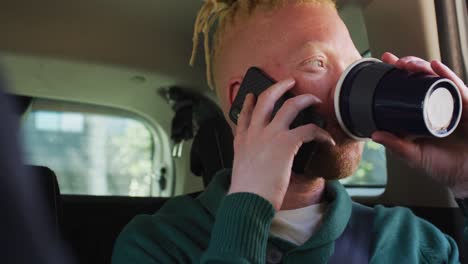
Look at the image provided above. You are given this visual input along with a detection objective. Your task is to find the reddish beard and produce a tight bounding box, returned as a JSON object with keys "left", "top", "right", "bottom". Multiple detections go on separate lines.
{"left": 301, "top": 122, "right": 364, "bottom": 181}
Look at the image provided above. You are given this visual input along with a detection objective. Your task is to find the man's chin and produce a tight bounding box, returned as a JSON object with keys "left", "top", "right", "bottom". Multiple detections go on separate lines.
{"left": 301, "top": 139, "right": 364, "bottom": 181}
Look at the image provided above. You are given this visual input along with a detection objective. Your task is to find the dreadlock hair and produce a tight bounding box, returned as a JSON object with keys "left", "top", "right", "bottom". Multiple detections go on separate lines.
{"left": 190, "top": 0, "right": 336, "bottom": 90}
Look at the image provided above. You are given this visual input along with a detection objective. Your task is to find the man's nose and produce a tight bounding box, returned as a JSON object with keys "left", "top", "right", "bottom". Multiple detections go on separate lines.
{"left": 336, "top": 60, "right": 349, "bottom": 77}
{"left": 322, "top": 60, "right": 355, "bottom": 122}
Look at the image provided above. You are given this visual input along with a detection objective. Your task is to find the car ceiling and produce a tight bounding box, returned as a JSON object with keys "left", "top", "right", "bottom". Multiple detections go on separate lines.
{"left": 0, "top": 0, "right": 371, "bottom": 96}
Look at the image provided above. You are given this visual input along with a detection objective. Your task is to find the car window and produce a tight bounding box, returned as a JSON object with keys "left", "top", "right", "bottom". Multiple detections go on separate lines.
{"left": 21, "top": 99, "right": 172, "bottom": 197}
{"left": 340, "top": 141, "right": 387, "bottom": 187}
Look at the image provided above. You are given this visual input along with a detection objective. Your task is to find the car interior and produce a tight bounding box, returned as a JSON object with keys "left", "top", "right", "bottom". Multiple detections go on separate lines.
{"left": 1, "top": 0, "right": 467, "bottom": 263}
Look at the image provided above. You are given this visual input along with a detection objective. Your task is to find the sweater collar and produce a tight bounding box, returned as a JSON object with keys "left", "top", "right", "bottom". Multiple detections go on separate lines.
{"left": 197, "top": 169, "right": 231, "bottom": 215}
{"left": 295, "top": 179, "right": 352, "bottom": 249}
{"left": 197, "top": 169, "right": 352, "bottom": 248}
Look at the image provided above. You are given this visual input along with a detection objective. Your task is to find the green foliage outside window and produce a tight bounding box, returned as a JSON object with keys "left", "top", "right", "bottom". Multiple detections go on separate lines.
{"left": 340, "top": 141, "right": 387, "bottom": 187}
{"left": 22, "top": 110, "right": 163, "bottom": 197}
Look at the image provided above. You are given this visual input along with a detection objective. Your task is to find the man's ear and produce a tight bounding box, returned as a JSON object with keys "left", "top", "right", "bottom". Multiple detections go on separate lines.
{"left": 228, "top": 77, "right": 243, "bottom": 107}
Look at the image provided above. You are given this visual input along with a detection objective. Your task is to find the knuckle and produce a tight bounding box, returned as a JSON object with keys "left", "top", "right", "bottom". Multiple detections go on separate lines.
{"left": 283, "top": 98, "right": 299, "bottom": 110}
{"left": 244, "top": 97, "right": 254, "bottom": 109}
{"left": 234, "top": 133, "right": 248, "bottom": 149}
{"left": 238, "top": 109, "right": 245, "bottom": 118}
{"left": 407, "top": 59, "right": 422, "bottom": 65}
{"left": 258, "top": 89, "right": 274, "bottom": 103}
{"left": 305, "top": 123, "right": 319, "bottom": 132}
{"left": 233, "top": 134, "right": 242, "bottom": 144}
{"left": 401, "top": 56, "right": 418, "bottom": 61}
{"left": 240, "top": 101, "right": 249, "bottom": 112}
{"left": 410, "top": 60, "right": 428, "bottom": 66}
{"left": 410, "top": 57, "right": 427, "bottom": 64}
{"left": 240, "top": 104, "right": 251, "bottom": 115}
{"left": 277, "top": 130, "right": 290, "bottom": 139}
{"left": 283, "top": 95, "right": 313, "bottom": 110}
{"left": 275, "top": 130, "right": 292, "bottom": 143}
{"left": 233, "top": 139, "right": 241, "bottom": 151}
{"left": 411, "top": 56, "right": 424, "bottom": 61}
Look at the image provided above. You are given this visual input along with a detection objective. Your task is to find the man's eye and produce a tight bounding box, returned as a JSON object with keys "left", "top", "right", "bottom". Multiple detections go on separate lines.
{"left": 301, "top": 58, "right": 326, "bottom": 72}
{"left": 310, "top": 59, "right": 324, "bottom": 68}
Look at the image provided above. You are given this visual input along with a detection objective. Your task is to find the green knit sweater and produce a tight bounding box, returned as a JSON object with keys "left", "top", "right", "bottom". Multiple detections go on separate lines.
{"left": 112, "top": 170, "right": 462, "bottom": 263}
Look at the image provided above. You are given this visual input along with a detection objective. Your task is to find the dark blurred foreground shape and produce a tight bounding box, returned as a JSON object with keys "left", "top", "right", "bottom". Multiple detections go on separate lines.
{"left": 0, "top": 72, "right": 73, "bottom": 264}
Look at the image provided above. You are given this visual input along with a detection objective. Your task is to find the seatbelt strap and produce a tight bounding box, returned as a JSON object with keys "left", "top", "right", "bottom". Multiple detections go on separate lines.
{"left": 328, "top": 202, "right": 375, "bottom": 264}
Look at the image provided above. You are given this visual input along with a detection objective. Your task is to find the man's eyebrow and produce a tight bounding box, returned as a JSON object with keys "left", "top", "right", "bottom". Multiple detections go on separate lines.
{"left": 292, "top": 41, "right": 330, "bottom": 62}
{"left": 303, "top": 41, "right": 334, "bottom": 53}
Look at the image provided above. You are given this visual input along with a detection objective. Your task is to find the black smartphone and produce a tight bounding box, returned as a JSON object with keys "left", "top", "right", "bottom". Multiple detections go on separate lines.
{"left": 229, "top": 67, "right": 326, "bottom": 174}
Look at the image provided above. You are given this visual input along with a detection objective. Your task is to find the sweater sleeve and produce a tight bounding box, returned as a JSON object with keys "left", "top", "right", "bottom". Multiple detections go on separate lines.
{"left": 201, "top": 192, "right": 275, "bottom": 264}
{"left": 371, "top": 205, "right": 460, "bottom": 264}
{"left": 111, "top": 193, "right": 275, "bottom": 264}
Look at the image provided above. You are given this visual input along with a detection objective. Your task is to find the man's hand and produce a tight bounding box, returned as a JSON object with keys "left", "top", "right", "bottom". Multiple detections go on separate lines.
{"left": 372, "top": 52, "right": 468, "bottom": 198}
{"left": 229, "top": 78, "right": 335, "bottom": 211}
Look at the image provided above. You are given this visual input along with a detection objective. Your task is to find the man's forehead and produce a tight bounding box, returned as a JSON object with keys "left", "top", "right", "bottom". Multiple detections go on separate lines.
{"left": 226, "top": 3, "right": 343, "bottom": 51}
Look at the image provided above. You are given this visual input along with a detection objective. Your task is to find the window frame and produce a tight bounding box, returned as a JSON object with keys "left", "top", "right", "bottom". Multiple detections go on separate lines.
{"left": 24, "top": 98, "right": 175, "bottom": 197}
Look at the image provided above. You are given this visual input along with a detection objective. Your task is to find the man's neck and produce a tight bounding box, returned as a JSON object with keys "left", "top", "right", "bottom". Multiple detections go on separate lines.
{"left": 280, "top": 175, "right": 326, "bottom": 210}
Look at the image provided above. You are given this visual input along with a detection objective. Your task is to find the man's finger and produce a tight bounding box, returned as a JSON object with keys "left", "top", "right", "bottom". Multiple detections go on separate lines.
{"left": 236, "top": 93, "right": 255, "bottom": 135}
{"left": 405, "top": 60, "right": 437, "bottom": 75}
{"left": 381, "top": 52, "right": 399, "bottom": 64}
{"left": 396, "top": 56, "right": 425, "bottom": 65}
{"left": 269, "top": 94, "right": 322, "bottom": 131}
{"left": 250, "top": 78, "right": 295, "bottom": 129}
{"left": 372, "top": 131, "right": 422, "bottom": 167}
{"left": 290, "top": 124, "right": 336, "bottom": 147}
{"left": 431, "top": 60, "right": 468, "bottom": 97}
{"left": 395, "top": 56, "right": 436, "bottom": 75}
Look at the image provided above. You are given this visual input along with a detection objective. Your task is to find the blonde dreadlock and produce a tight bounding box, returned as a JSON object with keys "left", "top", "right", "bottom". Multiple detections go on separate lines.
{"left": 190, "top": 0, "right": 336, "bottom": 90}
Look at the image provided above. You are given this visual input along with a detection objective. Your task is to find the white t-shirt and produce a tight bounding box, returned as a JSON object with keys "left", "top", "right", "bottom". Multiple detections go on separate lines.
{"left": 270, "top": 203, "right": 327, "bottom": 246}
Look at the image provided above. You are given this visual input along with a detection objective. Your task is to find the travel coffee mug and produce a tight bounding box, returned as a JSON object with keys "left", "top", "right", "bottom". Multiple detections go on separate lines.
{"left": 335, "top": 58, "right": 462, "bottom": 140}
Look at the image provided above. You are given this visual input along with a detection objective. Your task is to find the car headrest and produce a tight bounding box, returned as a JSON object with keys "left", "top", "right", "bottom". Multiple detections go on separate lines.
{"left": 190, "top": 115, "right": 234, "bottom": 187}
{"left": 26, "top": 165, "right": 62, "bottom": 236}
{"left": 5, "top": 94, "right": 33, "bottom": 116}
